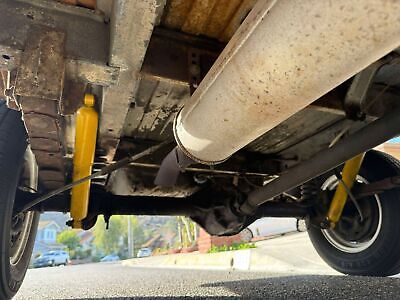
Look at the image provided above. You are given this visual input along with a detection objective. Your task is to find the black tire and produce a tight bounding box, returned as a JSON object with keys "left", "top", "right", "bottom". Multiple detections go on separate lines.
{"left": 0, "top": 101, "right": 39, "bottom": 299}
{"left": 307, "top": 150, "right": 400, "bottom": 276}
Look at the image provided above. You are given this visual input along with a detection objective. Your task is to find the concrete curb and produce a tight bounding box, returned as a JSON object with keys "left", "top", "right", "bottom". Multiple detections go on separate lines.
{"left": 122, "top": 233, "right": 338, "bottom": 275}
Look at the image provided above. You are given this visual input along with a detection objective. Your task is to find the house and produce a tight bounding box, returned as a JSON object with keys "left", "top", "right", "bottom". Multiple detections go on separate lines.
{"left": 39, "top": 212, "right": 69, "bottom": 230}
{"left": 32, "top": 220, "right": 65, "bottom": 258}
{"left": 76, "top": 230, "right": 95, "bottom": 252}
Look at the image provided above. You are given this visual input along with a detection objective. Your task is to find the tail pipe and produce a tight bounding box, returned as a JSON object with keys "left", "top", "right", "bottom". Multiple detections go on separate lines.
{"left": 156, "top": 0, "right": 400, "bottom": 186}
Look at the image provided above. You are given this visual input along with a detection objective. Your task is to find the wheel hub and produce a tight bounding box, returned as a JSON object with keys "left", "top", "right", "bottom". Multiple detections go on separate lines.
{"left": 321, "top": 175, "right": 382, "bottom": 253}
{"left": 9, "top": 211, "right": 35, "bottom": 266}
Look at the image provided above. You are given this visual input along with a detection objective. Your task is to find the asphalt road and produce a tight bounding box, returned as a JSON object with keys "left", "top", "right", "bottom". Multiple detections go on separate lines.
{"left": 15, "top": 263, "right": 400, "bottom": 299}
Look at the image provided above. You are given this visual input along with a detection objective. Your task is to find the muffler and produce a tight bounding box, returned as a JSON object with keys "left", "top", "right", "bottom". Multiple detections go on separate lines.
{"left": 175, "top": 0, "right": 400, "bottom": 164}
{"left": 156, "top": 0, "right": 400, "bottom": 185}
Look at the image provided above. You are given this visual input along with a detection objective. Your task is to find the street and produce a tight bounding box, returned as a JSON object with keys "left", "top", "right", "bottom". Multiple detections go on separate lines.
{"left": 15, "top": 245, "right": 400, "bottom": 299}
{"left": 15, "top": 263, "right": 400, "bottom": 299}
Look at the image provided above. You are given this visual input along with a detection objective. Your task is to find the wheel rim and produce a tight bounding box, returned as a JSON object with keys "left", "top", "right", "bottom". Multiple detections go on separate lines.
{"left": 10, "top": 211, "right": 35, "bottom": 266}
{"left": 321, "top": 175, "right": 382, "bottom": 254}
{"left": 10, "top": 146, "right": 38, "bottom": 266}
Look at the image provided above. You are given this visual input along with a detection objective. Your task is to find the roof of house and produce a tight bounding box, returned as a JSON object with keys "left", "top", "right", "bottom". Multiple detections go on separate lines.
{"left": 38, "top": 220, "right": 62, "bottom": 231}
{"left": 39, "top": 212, "right": 69, "bottom": 229}
{"left": 77, "top": 230, "right": 94, "bottom": 245}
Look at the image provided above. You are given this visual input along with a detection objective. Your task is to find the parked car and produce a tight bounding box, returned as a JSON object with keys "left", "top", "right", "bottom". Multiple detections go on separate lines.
{"left": 100, "top": 254, "right": 121, "bottom": 262}
{"left": 137, "top": 248, "right": 152, "bottom": 258}
{"left": 33, "top": 250, "right": 69, "bottom": 268}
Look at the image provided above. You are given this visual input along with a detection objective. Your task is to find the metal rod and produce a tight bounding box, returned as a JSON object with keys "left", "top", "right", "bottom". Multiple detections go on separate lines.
{"left": 50, "top": 189, "right": 308, "bottom": 218}
{"left": 17, "top": 142, "right": 167, "bottom": 213}
{"left": 240, "top": 108, "right": 400, "bottom": 214}
{"left": 87, "top": 192, "right": 197, "bottom": 216}
{"left": 129, "top": 162, "right": 271, "bottom": 177}
{"left": 353, "top": 175, "right": 400, "bottom": 199}
{"left": 256, "top": 202, "right": 309, "bottom": 218}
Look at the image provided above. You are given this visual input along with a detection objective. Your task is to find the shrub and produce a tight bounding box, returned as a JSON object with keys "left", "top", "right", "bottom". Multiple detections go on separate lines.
{"left": 208, "top": 242, "right": 256, "bottom": 253}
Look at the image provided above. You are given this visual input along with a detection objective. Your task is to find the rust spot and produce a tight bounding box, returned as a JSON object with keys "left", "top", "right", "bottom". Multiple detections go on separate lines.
{"left": 58, "top": 0, "right": 96, "bottom": 9}
{"left": 162, "top": 0, "right": 257, "bottom": 42}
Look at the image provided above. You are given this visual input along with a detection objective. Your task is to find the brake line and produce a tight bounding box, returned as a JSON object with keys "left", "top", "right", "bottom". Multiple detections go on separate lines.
{"left": 326, "top": 153, "right": 365, "bottom": 228}
{"left": 333, "top": 168, "right": 365, "bottom": 222}
{"left": 16, "top": 142, "right": 168, "bottom": 214}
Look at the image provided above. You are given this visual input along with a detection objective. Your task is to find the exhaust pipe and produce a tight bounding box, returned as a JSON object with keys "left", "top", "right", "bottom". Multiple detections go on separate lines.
{"left": 172, "top": 0, "right": 400, "bottom": 165}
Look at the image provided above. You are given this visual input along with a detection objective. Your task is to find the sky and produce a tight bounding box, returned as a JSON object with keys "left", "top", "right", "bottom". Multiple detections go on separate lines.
{"left": 388, "top": 137, "right": 400, "bottom": 144}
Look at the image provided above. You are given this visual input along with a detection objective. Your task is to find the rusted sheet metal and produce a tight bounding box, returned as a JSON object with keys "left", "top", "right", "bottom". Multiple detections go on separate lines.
{"left": 107, "top": 167, "right": 198, "bottom": 197}
{"left": 141, "top": 28, "right": 222, "bottom": 84}
{"left": 58, "top": 0, "right": 96, "bottom": 9}
{"left": 278, "top": 119, "right": 368, "bottom": 165}
{"left": 19, "top": 97, "right": 59, "bottom": 117}
{"left": 30, "top": 138, "right": 61, "bottom": 152}
{"left": 202, "top": 0, "right": 243, "bottom": 39}
{"left": 123, "top": 77, "right": 189, "bottom": 142}
{"left": 141, "top": 34, "right": 190, "bottom": 83}
{"left": 23, "top": 113, "right": 61, "bottom": 141}
{"left": 38, "top": 169, "right": 66, "bottom": 190}
{"left": 13, "top": 26, "right": 66, "bottom": 190}
{"left": 181, "top": 0, "right": 218, "bottom": 36}
{"left": 0, "top": 0, "right": 108, "bottom": 63}
{"left": 34, "top": 150, "right": 65, "bottom": 171}
{"left": 16, "top": 28, "right": 66, "bottom": 100}
{"left": 61, "top": 80, "right": 87, "bottom": 115}
{"left": 162, "top": 0, "right": 193, "bottom": 29}
{"left": 0, "top": 46, "right": 119, "bottom": 87}
{"left": 218, "top": 0, "right": 257, "bottom": 42}
{"left": 162, "top": 0, "right": 256, "bottom": 42}
{"left": 246, "top": 108, "right": 343, "bottom": 155}
{"left": 65, "top": 59, "right": 119, "bottom": 86}
{"left": 99, "top": 0, "right": 164, "bottom": 162}
{"left": 0, "top": 46, "right": 20, "bottom": 70}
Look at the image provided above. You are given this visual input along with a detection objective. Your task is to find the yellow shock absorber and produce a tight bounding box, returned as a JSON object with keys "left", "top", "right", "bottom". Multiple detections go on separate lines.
{"left": 70, "top": 94, "right": 98, "bottom": 229}
{"left": 327, "top": 153, "right": 365, "bottom": 227}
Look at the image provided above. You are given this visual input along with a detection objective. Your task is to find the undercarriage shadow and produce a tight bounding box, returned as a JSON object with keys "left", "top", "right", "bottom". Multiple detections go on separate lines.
{"left": 80, "top": 274, "right": 400, "bottom": 300}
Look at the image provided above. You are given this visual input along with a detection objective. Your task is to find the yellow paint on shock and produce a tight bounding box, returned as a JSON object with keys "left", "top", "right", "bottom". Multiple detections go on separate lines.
{"left": 327, "top": 153, "right": 365, "bottom": 226}
{"left": 70, "top": 94, "right": 98, "bottom": 228}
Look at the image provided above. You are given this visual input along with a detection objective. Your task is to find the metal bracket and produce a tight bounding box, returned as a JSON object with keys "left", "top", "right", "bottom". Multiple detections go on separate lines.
{"left": 15, "top": 27, "right": 66, "bottom": 190}
{"left": 16, "top": 27, "right": 66, "bottom": 100}
{"left": 344, "top": 60, "right": 387, "bottom": 120}
{"left": 353, "top": 175, "right": 400, "bottom": 199}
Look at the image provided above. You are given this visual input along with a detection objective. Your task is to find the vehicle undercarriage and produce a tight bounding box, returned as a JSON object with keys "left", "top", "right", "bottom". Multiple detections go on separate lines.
{"left": 1, "top": 0, "right": 400, "bottom": 298}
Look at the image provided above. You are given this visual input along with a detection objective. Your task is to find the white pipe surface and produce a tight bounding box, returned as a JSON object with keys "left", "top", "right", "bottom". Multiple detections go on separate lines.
{"left": 174, "top": 0, "right": 400, "bottom": 164}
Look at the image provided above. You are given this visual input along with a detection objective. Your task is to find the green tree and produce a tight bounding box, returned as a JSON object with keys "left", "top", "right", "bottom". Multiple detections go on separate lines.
{"left": 93, "top": 216, "right": 160, "bottom": 257}
{"left": 93, "top": 216, "right": 125, "bottom": 255}
{"left": 93, "top": 215, "right": 145, "bottom": 257}
{"left": 177, "top": 216, "right": 198, "bottom": 247}
{"left": 128, "top": 216, "right": 146, "bottom": 248}
{"left": 57, "top": 230, "right": 80, "bottom": 253}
